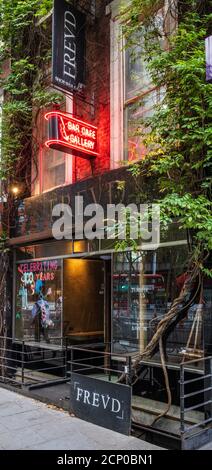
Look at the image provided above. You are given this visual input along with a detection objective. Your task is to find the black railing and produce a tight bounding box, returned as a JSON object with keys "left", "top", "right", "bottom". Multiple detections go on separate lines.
{"left": 1, "top": 335, "right": 212, "bottom": 448}
{"left": 0, "top": 335, "right": 69, "bottom": 388}
{"left": 68, "top": 343, "right": 140, "bottom": 384}
{"left": 180, "top": 355, "right": 212, "bottom": 448}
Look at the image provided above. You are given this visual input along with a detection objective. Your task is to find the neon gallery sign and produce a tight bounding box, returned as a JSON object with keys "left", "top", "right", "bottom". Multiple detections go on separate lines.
{"left": 45, "top": 111, "right": 98, "bottom": 158}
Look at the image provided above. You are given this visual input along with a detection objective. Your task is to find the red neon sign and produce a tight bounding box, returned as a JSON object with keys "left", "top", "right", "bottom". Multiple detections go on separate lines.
{"left": 45, "top": 111, "right": 98, "bottom": 158}
{"left": 18, "top": 260, "right": 58, "bottom": 274}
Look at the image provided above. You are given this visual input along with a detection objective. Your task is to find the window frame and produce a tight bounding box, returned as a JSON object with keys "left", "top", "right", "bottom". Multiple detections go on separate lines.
{"left": 13, "top": 251, "right": 64, "bottom": 344}
{"left": 109, "top": 0, "right": 176, "bottom": 166}
{"left": 32, "top": 94, "right": 74, "bottom": 196}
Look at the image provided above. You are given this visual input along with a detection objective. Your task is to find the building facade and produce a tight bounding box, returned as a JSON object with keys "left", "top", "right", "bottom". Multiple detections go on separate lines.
{"left": 0, "top": 0, "right": 212, "bottom": 445}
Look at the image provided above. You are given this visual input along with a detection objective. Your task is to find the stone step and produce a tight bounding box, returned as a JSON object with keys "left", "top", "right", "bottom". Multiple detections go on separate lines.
{"left": 132, "top": 395, "right": 204, "bottom": 436}
{"left": 132, "top": 395, "right": 203, "bottom": 424}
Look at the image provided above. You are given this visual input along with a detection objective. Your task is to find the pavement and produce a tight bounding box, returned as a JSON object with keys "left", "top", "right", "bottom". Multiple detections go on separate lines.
{"left": 0, "top": 388, "right": 162, "bottom": 450}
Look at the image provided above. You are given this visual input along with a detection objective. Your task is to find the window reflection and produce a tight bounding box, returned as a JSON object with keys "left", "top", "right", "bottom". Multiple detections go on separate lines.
{"left": 124, "top": 88, "right": 165, "bottom": 161}
{"left": 15, "top": 259, "right": 62, "bottom": 343}
{"left": 125, "top": 39, "right": 150, "bottom": 101}
{"left": 112, "top": 247, "right": 207, "bottom": 364}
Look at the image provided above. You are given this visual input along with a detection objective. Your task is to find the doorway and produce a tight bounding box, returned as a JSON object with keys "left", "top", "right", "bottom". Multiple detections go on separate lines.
{"left": 63, "top": 258, "right": 111, "bottom": 344}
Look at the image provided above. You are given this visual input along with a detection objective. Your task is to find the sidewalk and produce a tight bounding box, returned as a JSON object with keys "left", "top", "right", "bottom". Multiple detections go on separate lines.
{"left": 0, "top": 388, "right": 162, "bottom": 450}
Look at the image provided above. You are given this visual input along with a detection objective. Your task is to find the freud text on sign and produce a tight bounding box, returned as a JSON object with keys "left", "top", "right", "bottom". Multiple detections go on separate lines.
{"left": 70, "top": 373, "right": 132, "bottom": 435}
{"left": 52, "top": 0, "right": 85, "bottom": 93}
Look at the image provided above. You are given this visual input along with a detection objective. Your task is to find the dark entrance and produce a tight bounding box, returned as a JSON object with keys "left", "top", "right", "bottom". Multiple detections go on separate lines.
{"left": 63, "top": 258, "right": 111, "bottom": 345}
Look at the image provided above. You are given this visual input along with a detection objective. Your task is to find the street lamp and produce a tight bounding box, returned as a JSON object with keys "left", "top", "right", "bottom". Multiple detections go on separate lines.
{"left": 11, "top": 186, "right": 19, "bottom": 196}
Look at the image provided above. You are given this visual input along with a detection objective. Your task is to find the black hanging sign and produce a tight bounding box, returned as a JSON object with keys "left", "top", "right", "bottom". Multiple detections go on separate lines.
{"left": 52, "top": 0, "right": 85, "bottom": 93}
{"left": 70, "top": 373, "right": 132, "bottom": 436}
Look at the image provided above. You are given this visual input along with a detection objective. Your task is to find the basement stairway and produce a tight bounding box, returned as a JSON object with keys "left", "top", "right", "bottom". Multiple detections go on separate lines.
{"left": 131, "top": 395, "right": 204, "bottom": 449}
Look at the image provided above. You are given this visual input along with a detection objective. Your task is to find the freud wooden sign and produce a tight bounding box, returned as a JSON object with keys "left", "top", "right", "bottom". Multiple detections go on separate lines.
{"left": 52, "top": 0, "right": 85, "bottom": 92}
{"left": 70, "top": 373, "right": 132, "bottom": 435}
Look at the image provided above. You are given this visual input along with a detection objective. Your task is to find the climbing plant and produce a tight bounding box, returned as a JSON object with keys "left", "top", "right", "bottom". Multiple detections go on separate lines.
{"left": 119, "top": 0, "right": 211, "bottom": 255}
{"left": 115, "top": 0, "right": 212, "bottom": 420}
{"left": 0, "top": 0, "right": 59, "bottom": 344}
{"left": 0, "top": 0, "right": 61, "bottom": 189}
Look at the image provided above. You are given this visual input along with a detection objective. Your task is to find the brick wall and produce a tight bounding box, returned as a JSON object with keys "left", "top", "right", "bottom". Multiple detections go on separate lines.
{"left": 73, "top": 1, "right": 110, "bottom": 181}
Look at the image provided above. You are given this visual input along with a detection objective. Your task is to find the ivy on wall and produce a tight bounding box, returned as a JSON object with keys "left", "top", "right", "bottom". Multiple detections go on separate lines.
{"left": 0, "top": 0, "right": 58, "bottom": 339}
{"left": 0, "top": 0, "right": 61, "bottom": 204}
{"left": 118, "top": 0, "right": 212, "bottom": 263}
{"left": 115, "top": 0, "right": 212, "bottom": 413}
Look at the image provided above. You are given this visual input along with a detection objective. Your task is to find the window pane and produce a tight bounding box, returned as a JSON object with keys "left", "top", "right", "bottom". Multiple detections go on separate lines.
{"left": 42, "top": 147, "right": 66, "bottom": 192}
{"left": 112, "top": 246, "right": 205, "bottom": 366}
{"left": 40, "top": 103, "right": 67, "bottom": 193}
{"left": 15, "top": 259, "right": 62, "bottom": 343}
{"left": 124, "top": 8, "right": 167, "bottom": 102}
{"left": 125, "top": 43, "right": 150, "bottom": 100}
{"left": 124, "top": 89, "right": 164, "bottom": 161}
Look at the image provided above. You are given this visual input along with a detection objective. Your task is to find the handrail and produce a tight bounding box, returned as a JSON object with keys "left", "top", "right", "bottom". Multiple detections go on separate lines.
{"left": 180, "top": 355, "right": 212, "bottom": 438}
{"left": 69, "top": 344, "right": 136, "bottom": 385}
{"left": 0, "top": 335, "right": 69, "bottom": 388}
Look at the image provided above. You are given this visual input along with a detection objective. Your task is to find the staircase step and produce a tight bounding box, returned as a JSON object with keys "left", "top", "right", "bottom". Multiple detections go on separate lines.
{"left": 132, "top": 395, "right": 204, "bottom": 431}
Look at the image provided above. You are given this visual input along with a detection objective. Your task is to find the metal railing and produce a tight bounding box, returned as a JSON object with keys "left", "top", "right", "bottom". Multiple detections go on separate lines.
{"left": 68, "top": 342, "right": 140, "bottom": 384}
{"left": 180, "top": 355, "right": 212, "bottom": 445}
{"left": 1, "top": 335, "right": 212, "bottom": 448}
{"left": 0, "top": 336, "right": 69, "bottom": 389}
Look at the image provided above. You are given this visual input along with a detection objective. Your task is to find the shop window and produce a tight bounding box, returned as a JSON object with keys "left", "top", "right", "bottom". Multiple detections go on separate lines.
{"left": 14, "top": 250, "right": 106, "bottom": 345}
{"left": 15, "top": 258, "right": 62, "bottom": 343}
{"left": 112, "top": 245, "right": 207, "bottom": 365}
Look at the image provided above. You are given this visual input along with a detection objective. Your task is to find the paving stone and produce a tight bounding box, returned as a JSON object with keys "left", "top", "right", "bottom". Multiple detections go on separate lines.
{"left": 0, "top": 388, "right": 163, "bottom": 450}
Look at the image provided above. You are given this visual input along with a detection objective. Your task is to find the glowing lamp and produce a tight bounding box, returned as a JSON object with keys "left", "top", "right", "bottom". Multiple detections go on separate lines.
{"left": 11, "top": 186, "right": 19, "bottom": 196}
